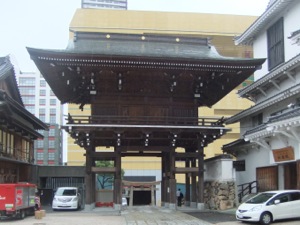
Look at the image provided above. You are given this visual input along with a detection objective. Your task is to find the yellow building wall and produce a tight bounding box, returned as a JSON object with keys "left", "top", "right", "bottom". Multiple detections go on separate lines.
{"left": 69, "top": 9, "right": 257, "bottom": 36}
{"left": 67, "top": 104, "right": 91, "bottom": 166}
{"left": 66, "top": 9, "right": 256, "bottom": 175}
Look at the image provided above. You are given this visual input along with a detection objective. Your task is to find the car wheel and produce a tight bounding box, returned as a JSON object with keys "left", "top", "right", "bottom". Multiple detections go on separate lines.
{"left": 18, "top": 210, "right": 26, "bottom": 220}
{"left": 260, "top": 212, "right": 272, "bottom": 225}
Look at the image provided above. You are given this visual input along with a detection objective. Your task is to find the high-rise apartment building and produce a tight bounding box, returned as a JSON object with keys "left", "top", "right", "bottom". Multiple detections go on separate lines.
{"left": 81, "top": 0, "right": 127, "bottom": 10}
{"left": 16, "top": 71, "right": 63, "bottom": 166}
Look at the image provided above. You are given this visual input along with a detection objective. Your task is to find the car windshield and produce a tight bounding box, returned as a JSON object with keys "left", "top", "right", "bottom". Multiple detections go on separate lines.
{"left": 56, "top": 188, "right": 77, "bottom": 196}
{"left": 246, "top": 193, "right": 276, "bottom": 204}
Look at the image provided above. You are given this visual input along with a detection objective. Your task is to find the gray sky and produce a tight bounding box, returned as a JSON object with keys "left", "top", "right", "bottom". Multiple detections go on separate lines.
{"left": 0, "top": 0, "right": 269, "bottom": 71}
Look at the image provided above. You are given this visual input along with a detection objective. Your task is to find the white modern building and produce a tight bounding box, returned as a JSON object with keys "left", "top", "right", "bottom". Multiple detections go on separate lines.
{"left": 223, "top": 0, "right": 300, "bottom": 199}
{"left": 81, "top": 0, "right": 127, "bottom": 10}
{"left": 16, "top": 70, "right": 63, "bottom": 165}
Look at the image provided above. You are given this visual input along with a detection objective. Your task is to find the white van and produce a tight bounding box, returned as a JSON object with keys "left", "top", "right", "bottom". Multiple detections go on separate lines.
{"left": 52, "top": 187, "right": 82, "bottom": 210}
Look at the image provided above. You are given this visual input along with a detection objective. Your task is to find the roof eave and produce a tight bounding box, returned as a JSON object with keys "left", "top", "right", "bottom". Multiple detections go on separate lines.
{"left": 235, "top": 0, "right": 294, "bottom": 46}
{"left": 238, "top": 54, "right": 300, "bottom": 98}
{"left": 226, "top": 83, "right": 300, "bottom": 124}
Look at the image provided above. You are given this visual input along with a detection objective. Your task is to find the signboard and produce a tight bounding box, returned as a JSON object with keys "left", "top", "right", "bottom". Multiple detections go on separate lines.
{"left": 272, "top": 146, "right": 295, "bottom": 162}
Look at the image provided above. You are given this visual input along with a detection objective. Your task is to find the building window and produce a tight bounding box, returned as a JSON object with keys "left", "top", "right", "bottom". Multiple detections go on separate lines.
{"left": 267, "top": 17, "right": 284, "bottom": 70}
{"left": 40, "top": 89, "right": 46, "bottom": 96}
{"left": 22, "top": 96, "right": 35, "bottom": 104}
{"left": 252, "top": 113, "right": 263, "bottom": 127}
{"left": 50, "top": 115, "right": 56, "bottom": 123}
{"left": 233, "top": 160, "right": 245, "bottom": 171}
{"left": 19, "top": 77, "right": 35, "bottom": 86}
{"left": 40, "top": 80, "right": 46, "bottom": 87}
{"left": 48, "top": 153, "right": 54, "bottom": 160}
{"left": 39, "top": 108, "right": 46, "bottom": 115}
{"left": 37, "top": 152, "right": 44, "bottom": 160}
{"left": 36, "top": 140, "right": 44, "bottom": 148}
{"left": 39, "top": 99, "right": 46, "bottom": 105}
{"left": 49, "top": 140, "right": 55, "bottom": 148}
{"left": 19, "top": 87, "right": 35, "bottom": 95}
{"left": 50, "top": 99, "right": 56, "bottom": 106}
{"left": 48, "top": 152, "right": 55, "bottom": 160}
{"left": 49, "top": 128, "right": 55, "bottom": 136}
{"left": 50, "top": 108, "right": 56, "bottom": 114}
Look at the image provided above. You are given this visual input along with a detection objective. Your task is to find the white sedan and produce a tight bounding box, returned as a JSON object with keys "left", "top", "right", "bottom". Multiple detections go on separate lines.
{"left": 236, "top": 190, "right": 300, "bottom": 225}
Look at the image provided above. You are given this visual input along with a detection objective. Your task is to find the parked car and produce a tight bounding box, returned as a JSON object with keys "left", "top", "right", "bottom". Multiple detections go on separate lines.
{"left": 236, "top": 190, "right": 300, "bottom": 225}
{"left": 52, "top": 187, "right": 82, "bottom": 210}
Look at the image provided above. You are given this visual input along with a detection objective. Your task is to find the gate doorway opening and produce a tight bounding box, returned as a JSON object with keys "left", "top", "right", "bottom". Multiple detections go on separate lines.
{"left": 133, "top": 191, "right": 151, "bottom": 205}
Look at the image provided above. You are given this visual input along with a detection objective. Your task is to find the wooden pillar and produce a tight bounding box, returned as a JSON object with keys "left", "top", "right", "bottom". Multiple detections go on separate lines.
{"left": 169, "top": 147, "right": 176, "bottom": 209}
{"left": 161, "top": 153, "right": 167, "bottom": 207}
{"left": 113, "top": 146, "right": 122, "bottom": 210}
{"left": 85, "top": 147, "right": 96, "bottom": 210}
{"left": 129, "top": 185, "right": 134, "bottom": 207}
{"left": 163, "top": 151, "right": 171, "bottom": 207}
{"left": 151, "top": 184, "right": 155, "bottom": 206}
{"left": 191, "top": 158, "right": 197, "bottom": 208}
{"left": 197, "top": 146, "right": 205, "bottom": 210}
{"left": 185, "top": 159, "right": 191, "bottom": 206}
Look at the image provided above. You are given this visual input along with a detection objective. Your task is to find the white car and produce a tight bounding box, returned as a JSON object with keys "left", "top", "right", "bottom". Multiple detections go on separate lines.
{"left": 52, "top": 187, "right": 82, "bottom": 210}
{"left": 236, "top": 190, "right": 300, "bottom": 225}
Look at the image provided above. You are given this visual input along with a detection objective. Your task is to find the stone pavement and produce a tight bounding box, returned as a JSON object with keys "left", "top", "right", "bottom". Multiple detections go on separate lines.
{"left": 0, "top": 206, "right": 216, "bottom": 225}
{"left": 2, "top": 205, "right": 300, "bottom": 225}
{"left": 123, "top": 206, "right": 212, "bottom": 225}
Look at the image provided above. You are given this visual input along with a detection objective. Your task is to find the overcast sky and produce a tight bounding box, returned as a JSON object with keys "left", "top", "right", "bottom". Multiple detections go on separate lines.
{"left": 0, "top": 0, "right": 269, "bottom": 71}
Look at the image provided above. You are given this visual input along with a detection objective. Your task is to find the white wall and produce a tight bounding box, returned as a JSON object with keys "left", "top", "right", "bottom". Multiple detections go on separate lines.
{"left": 235, "top": 146, "right": 270, "bottom": 186}
{"left": 204, "top": 158, "right": 235, "bottom": 182}
{"left": 253, "top": 1, "right": 300, "bottom": 80}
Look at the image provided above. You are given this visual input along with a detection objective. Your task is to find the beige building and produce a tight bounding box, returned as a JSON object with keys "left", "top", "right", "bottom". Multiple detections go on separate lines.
{"left": 66, "top": 9, "right": 255, "bottom": 177}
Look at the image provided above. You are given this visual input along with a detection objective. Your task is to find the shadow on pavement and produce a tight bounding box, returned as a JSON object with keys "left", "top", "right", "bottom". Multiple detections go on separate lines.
{"left": 185, "top": 211, "right": 236, "bottom": 224}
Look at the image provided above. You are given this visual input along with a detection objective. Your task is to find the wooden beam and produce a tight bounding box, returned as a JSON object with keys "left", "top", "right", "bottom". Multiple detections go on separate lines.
{"left": 124, "top": 188, "right": 159, "bottom": 191}
{"left": 88, "top": 152, "right": 116, "bottom": 159}
{"left": 91, "top": 167, "right": 116, "bottom": 173}
{"left": 175, "top": 152, "right": 201, "bottom": 158}
{"left": 122, "top": 153, "right": 162, "bottom": 157}
{"left": 175, "top": 167, "right": 202, "bottom": 173}
{"left": 122, "top": 180, "right": 161, "bottom": 186}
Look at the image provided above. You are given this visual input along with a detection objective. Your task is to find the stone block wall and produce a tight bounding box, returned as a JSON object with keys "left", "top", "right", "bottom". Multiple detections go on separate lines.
{"left": 204, "top": 180, "right": 236, "bottom": 210}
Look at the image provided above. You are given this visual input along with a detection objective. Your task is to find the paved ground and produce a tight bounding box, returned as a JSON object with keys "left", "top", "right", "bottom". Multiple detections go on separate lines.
{"left": 1, "top": 205, "right": 300, "bottom": 225}
{"left": 185, "top": 211, "right": 236, "bottom": 224}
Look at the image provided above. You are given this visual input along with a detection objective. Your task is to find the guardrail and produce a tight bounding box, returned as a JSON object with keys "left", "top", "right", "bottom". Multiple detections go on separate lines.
{"left": 238, "top": 180, "right": 258, "bottom": 203}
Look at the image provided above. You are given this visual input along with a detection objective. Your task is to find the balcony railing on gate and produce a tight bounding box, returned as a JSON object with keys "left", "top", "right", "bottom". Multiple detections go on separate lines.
{"left": 66, "top": 115, "right": 225, "bottom": 127}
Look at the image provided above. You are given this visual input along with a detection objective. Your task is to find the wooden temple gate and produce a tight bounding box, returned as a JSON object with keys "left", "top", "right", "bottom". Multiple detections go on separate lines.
{"left": 27, "top": 32, "right": 264, "bottom": 209}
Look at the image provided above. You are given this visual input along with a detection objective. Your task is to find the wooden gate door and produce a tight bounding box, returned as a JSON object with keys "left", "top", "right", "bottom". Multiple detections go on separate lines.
{"left": 284, "top": 162, "right": 297, "bottom": 189}
{"left": 256, "top": 166, "right": 278, "bottom": 192}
